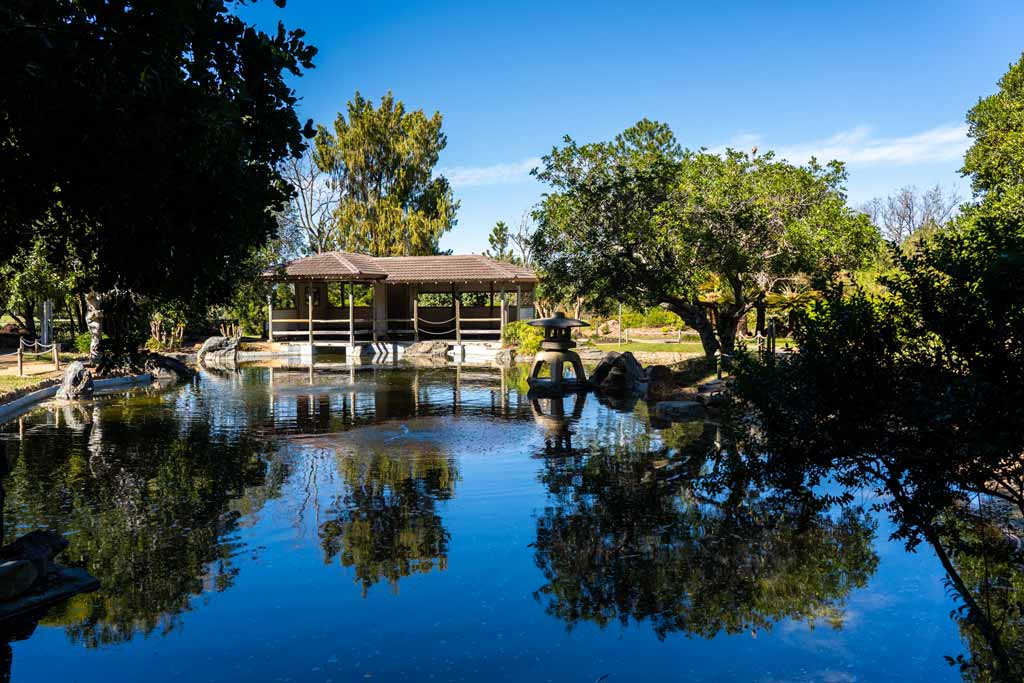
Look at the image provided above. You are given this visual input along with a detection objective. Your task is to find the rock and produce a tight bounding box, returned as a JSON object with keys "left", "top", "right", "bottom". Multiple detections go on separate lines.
{"left": 589, "top": 351, "right": 620, "bottom": 387}
{"left": 698, "top": 378, "right": 728, "bottom": 394}
{"left": 55, "top": 361, "right": 94, "bottom": 400}
{"left": 645, "top": 365, "right": 675, "bottom": 398}
{"left": 404, "top": 341, "right": 450, "bottom": 358}
{"left": 495, "top": 348, "right": 516, "bottom": 367}
{"left": 144, "top": 353, "right": 196, "bottom": 383}
{"left": 0, "top": 530, "right": 69, "bottom": 580}
{"left": 653, "top": 400, "right": 705, "bottom": 421}
{"left": 0, "top": 561, "right": 37, "bottom": 601}
{"left": 197, "top": 336, "right": 239, "bottom": 365}
{"left": 596, "top": 352, "right": 646, "bottom": 396}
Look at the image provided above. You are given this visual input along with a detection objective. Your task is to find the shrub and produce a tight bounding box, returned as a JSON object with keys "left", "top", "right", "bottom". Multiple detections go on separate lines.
{"left": 502, "top": 321, "right": 543, "bottom": 355}
{"left": 74, "top": 332, "right": 92, "bottom": 354}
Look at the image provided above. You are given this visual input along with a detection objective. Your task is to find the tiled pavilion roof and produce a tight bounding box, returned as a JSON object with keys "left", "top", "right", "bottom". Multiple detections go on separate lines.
{"left": 263, "top": 252, "right": 537, "bottom": 284}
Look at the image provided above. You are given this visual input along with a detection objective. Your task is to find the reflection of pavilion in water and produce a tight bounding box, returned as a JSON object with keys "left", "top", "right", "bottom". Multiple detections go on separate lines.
{"left": 261, "top": 361, "right": 534, "bottom": 434}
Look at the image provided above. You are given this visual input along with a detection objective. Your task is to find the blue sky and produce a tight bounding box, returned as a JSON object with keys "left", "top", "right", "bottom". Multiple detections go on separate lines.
{"left": 237, "top": 0, "right": 1024, "bottom": 253}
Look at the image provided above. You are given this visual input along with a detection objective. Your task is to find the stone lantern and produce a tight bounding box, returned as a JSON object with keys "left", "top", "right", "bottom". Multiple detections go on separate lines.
{"left": 527, "top": 312, "right": 588, "bottom": 389}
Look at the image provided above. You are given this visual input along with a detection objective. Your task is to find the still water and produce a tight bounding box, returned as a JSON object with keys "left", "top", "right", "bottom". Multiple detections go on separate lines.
{"left": 0, "top": 364, "right": 964, "bottom": 682}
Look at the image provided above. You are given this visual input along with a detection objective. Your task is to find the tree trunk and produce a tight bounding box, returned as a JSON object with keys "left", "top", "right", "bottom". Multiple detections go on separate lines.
{"left": 21, "top": 301, "right": 36, "bottom": 338}
{"left": 85, "top": 291, "right": 104, "bottom": 363}
{"left": 716, "top": 306, "right": 743, "bottom": 357}
{"left": 662, "top": 298, "right": 719, "bottom": 359}
{"left": 755, "top": 303, "right": 766, "bottom": 336}
{"left": 75, "top": 293, "right": 88, "bottom": 333}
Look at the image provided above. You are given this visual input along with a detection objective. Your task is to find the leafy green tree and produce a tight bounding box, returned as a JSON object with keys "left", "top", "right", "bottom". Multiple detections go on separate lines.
{"left": 314, "top": 92, "right": 458, "bottom": 256}
{"left": 0, "top": 237, "right": 77, "bottom": 337}
{"left": 532, "top": 120, "right": 879, "bottom": 358}
{"left": 484, "top": 220, "right": 517, "bottom": 262}
{"left": 0, "top": 0, "right": 317, "bottom": 357}
{"left": 733, "top": 54, "right": 1024, "bottom": 681}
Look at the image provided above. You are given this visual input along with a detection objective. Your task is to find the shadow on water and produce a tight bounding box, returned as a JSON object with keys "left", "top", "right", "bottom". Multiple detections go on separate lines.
{"left": 0, "top": 361, "right": 1018, "bottom": 680}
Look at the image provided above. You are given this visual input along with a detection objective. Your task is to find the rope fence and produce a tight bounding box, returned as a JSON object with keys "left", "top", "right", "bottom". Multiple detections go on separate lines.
{"left": 0, "top": 338, "right": 62, "bottom": 376}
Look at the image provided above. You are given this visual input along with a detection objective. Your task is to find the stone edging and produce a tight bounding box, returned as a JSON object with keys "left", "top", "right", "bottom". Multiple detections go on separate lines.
{"left": 0, "top": 373, "right": 153, "bottom": 425}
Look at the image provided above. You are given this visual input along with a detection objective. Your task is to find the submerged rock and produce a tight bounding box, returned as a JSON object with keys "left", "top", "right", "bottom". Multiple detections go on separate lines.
{"left": 0, "top": 561, "right": 37, "bottom": 601}
{"left": 404, "top": 341, "right": 450, "bottom": 358}
{"left": 197, "top": 336, "right": 239, "bottom": 366}
{"left": 495, "top": 348, "right": 516, "bottom": 367}
{"left": 55, "top": 361, "right": 94, "bottom": 400}
{"left": 653, "top": 400, "right": 705, "bottom": 422}
{"left": 144, "top": 353, "right": 196, "bottom": 383}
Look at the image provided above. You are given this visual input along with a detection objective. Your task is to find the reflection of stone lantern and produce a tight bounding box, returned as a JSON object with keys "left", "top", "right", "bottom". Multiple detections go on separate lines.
{"left": 531, "top": 391, "right": 587, "bottom": 455}
{"left": 527, "top": 312, "right": 588, "bottom": 389}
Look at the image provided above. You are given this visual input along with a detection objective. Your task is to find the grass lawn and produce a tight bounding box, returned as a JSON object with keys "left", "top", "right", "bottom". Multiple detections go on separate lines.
{"left": 594, "top": 341, "right": 707, "bottom": 354}
{"left": 0, "top": 374, "right": 58, "bottom": 394}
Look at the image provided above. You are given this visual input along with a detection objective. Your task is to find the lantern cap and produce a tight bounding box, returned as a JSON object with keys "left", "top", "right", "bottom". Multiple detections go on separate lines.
{"left": 527, "top": 311, "right": 589, "bottom": 329}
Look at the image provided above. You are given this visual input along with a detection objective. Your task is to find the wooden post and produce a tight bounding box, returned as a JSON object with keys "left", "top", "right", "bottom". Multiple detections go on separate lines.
{"left": 371, "top": 283, "right": 379, "bottom": 343}
{"left": 455, "top": 297, "right": 462, "bottom": 345}
{"left": 348, "top": 280, "right": 355, "bottom": 346}
{"left": 516, "top": 285, "right": 522, "bottom": 321}
{"left": 53, "top": 342, "right": 60, "bottom": 371}
{"left": 267, "top": 293, "right": 274, "bottom": 342}
{"left": 413, "top": 297, "right": 420, "bottom": 342}
{"left": 17, "top": 344, "right": 23, "bottom": 376}
{"left": 307, "top": 287, "right": 314, "bottom": 346}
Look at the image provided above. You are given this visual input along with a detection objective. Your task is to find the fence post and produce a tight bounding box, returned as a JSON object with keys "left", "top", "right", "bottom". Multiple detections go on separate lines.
{"left": 53, "top": 342, "right": 60, "bottom": 371}
{"left": 413, "top": 298, "right": 420, "bottom": 342}
{"left": 455, "top": 298, "right": 462, "bottom": 345}
{"left": 17, "top": 344, "right": 23, "bottom": 376}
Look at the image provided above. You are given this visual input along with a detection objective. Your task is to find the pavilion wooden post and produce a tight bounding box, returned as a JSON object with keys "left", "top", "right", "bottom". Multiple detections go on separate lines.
{"left": 371, "top": 284, "right": 378, "bottom": 343}
{"left": 307, "top": 287, "right": 313, "bottom": 346}
{"left": 348, "top": 280, "right": 355, "bottom": 346}
{"left": 267, "top": 293, "right": 275, "bottom": 342}
{"left": 413, "top": 297, "right": 420, "bottom": 342}
{"left": 516, "top": 285, "right": 522, "bottom": 322}
{"left": 455, "top": 298, "right": 462, "bottom": 344}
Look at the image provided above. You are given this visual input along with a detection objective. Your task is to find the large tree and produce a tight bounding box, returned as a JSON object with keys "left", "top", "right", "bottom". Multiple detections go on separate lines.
{"left": 314, "top": 92, "right": 458, "bottom": 256}
{"left": 0, "top": 0, "right": 316, "bottom": 357}
{"left": 531, "top": 120, "right": 879, "bottom": 358}
{"left": 734, "top": 54, "right": 1024, "bottom": 681}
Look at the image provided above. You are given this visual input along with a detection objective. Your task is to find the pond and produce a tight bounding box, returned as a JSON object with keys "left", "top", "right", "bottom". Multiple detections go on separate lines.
{"left": 0, "top": 364, "right": 969, "bottom": 682}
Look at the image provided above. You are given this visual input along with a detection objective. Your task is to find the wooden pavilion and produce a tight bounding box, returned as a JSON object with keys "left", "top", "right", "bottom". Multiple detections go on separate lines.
{"left": 261, "top": 253, "right": 537, "bottom": 351}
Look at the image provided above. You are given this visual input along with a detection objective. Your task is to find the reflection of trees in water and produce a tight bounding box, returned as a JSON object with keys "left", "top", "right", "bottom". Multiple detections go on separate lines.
{"left": 318, "top": 441, "right": 458, "bottom": 595}
{"left": 532, "top": 424, "right": 879, "bottom": 640}
{"left": 2, "top": 403, "right": 288, "bottom": 647}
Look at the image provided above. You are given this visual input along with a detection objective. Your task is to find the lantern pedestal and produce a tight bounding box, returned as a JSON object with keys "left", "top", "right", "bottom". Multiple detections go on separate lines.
{"left": 525, "top": 312, "right": 589, "bottom": 392}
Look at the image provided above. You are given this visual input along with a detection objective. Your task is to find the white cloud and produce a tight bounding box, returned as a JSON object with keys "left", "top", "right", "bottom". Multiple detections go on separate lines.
{"left": 443, "top": 157, "right": 542, "bottom": 187}
{"left": 716, "top": 123, "right": 969, "bottom": 166}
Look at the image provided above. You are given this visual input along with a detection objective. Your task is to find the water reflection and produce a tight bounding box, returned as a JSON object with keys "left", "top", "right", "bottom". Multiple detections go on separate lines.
{"left": 2, "top": 400, "right": 287, "bottom": 648}
{"left": 531, "top": 422, "right": 879, "bottom": 640}
{"left": 0, "top": 363, "right": 1006, "bottom": 681}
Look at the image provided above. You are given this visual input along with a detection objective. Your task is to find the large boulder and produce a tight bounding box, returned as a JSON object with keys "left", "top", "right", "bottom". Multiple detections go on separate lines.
{"left": 404, "top": 340, "right": 450, "bottom": 358}
{"left": 197, "top": 336, "right": 239, "bottom": 366}
{"left": 592, "top": 351, "right": 646, "bottom": 396}
{"left": 55, "top": 361, "right": 94, "bottom": 400}
{"left": 645, "top": 365, "right": 675, "bottom": 399}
